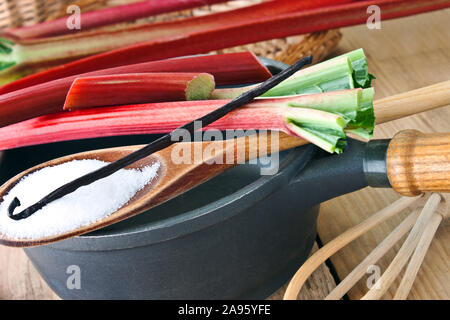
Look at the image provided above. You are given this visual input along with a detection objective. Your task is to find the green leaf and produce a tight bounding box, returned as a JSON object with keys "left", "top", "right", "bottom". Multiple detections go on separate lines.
{"left": 0, "top": 38, "right": 13, "bottom": 54}
{"left": 0, "top": 38, "right": 18, "bottom": 73}
{"left": 346, "top": 88, "right": 375, "bottom": 139}
{"left": 0, "top": 61, "right": 16, "bottom": 72}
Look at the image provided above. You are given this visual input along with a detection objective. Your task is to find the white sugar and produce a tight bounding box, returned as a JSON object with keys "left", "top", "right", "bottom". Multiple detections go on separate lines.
{"left": 0, "top": 159, "right": 160, "bottom": 240}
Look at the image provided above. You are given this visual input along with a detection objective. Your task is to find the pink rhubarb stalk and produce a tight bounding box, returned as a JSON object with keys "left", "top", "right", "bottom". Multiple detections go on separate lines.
{"left": 3, "top": 0, "right": 234, "bottom": 39}
{"left": 0, "top": 94, "right": 348, "bottom": 151}
{"left": 0, "top": 52, "right": 271, "bottom": 128}
{"left": 63, "top": 73, "right": 216, "bottom": 110}
{"left": 0, "top": 51, "right": 269, "bottom": 94}
{"left": 2, "top": 0, "right": 447, "bottom": 89}
{"left": 0, "top": 0, "right": 351, "bottom": 79}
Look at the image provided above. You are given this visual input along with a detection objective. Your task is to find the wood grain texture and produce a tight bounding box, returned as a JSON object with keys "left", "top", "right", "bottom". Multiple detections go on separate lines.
{"left": 0, "top": 246, "right": 59, "bottom": 299}
{"left": 374, "top": 80, "right": 450, "bottom": 124}
{"left": 387, "top": 130, "right": 450, "bottom": 196}
{"left": 317, "top": 9, "right": 450, "bottom": 300}
{"left": 269, "top": 243, "right": 337, "bottom": 300}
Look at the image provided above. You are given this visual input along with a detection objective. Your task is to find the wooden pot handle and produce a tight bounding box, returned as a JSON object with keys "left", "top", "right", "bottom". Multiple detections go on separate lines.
{"left": 374, "top": 80, "right": 450, "bottom": 124}
{"left": 387, "top": 130, "right": 450, "bottom": 196}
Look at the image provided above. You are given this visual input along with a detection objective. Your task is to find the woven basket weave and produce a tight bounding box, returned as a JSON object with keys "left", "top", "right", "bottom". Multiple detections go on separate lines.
{"left": 0, "top": 0, "right": 342, "bottom": 65}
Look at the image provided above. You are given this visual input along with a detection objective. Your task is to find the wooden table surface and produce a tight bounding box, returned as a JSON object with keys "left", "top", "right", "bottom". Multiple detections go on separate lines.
{"left": 315, "top": 8, "right": 450, "bottom": 300}
{"left": 0, "top": 9, "right": 449, "bottom": 300}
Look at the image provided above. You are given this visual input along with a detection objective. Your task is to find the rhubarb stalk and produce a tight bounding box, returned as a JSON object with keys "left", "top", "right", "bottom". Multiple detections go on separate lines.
{"left": 0, "top": 52, "right": 270, "bottom": 127}
{"left": 0, "top": 89, "right": 372, "bottom": 154}
{"left": 63, "top": 73, "right": 215, "bottom": 110}
{"left": 0, "top": 0, "right": 446, "bottom": 86}
{"left": 3, "top": 0, "right": 234, "bottom": 39}
{"left": 213, "top": 49, "right": 372, "bottom": 99}
{"left": 0, "top": 0, "right": 352, "bottom": 79}
{"left": 213, "top": 49, "right": 376, "bottom": 139}
{"left": 0, "top": 51, "right": 270, "bottom": 94}
{"left": 212, "top": 56, "right": 354, "bottom": 99}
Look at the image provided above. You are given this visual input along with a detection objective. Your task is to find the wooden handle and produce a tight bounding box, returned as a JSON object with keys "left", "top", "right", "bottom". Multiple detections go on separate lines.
{"left": 387, "top": 130, "right": 450, "bottom": 196}
{"left": 374, "top": 80, "right": 450, "bottom": 124}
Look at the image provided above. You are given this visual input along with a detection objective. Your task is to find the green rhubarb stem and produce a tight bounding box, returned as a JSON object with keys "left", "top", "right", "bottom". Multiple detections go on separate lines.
{"left": 211, "top": 56, "right": 354, "bottom": 99}
{"left": 283, "top": 88, "right": 361, "bottom": 153}
{"left": 211, "top": 48, "right": 376, "bottom": 141}
{"left": 262, "top": 56, "right": 355, "bottom": 97}
{"left": 285, "top": 121, "right": 346, "bottom": 154}
{"left": 212, "top": 48, "right": 373, "bottom": 100}
{"left": 63, "top": 73, "right": 215, "bottom": 110}
{"left": 286, "top": 87, "right": 361, "bottom": 121}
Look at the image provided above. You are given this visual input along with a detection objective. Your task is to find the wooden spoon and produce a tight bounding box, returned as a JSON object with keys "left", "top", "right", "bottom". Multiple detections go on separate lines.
{"left": 0, "top": 81, "right": 449, "bottom": 247}
{"left": 0, "top": 132, "right": 301, "bottom": 247}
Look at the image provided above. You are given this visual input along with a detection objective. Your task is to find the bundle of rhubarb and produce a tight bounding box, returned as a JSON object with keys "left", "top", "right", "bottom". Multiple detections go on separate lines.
{"left": 0, "top": 0, "right": 447, "bottom": 85}
{"left": 6, "top": 0, "right": 441, "bottom": 155}
{"left": 0, "top": 48, "right": 375, "bottom": 154}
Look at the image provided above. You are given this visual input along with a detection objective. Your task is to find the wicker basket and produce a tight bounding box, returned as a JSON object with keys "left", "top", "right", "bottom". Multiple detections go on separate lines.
{"left": 0, "top": 0, "right": 342, "bottom": 65}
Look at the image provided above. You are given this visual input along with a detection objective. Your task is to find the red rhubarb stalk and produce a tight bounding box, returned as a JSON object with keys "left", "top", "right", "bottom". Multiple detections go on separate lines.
{"left": 0, "top": 94, "right": 347, "bottom": 151}
{"left": 0, "top": 52, "right": 270, "bottom": 127}
{"left": 0, "top": 51, "right": 269, "bottom": 94}
{"left": 3, "top": 0, "right": 234, "bottom": 39}
{"left": 63, "top": 73, "right": 215, "bottom": 110}
{"left": 2, "top": 0, "right": 447, "bottom": 88}
{"left": 0, "top": 0, "right": 351, "bottom": 78}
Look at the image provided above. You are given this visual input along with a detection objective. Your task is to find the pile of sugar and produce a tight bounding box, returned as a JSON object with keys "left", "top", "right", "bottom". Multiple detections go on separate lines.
{"left": 0, "top": 159, "right": 160, "bottom": 240}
